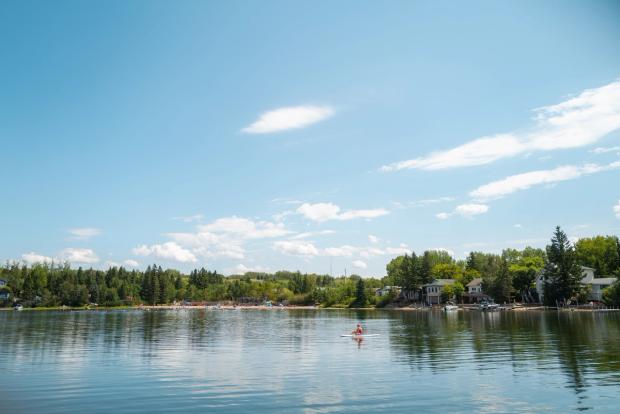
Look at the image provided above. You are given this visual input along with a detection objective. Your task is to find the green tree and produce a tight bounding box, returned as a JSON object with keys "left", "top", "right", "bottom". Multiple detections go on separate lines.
{"left": 351, "top": 278, "right": 368, "bottom": 307}
{"left": 575, "top": 236, "right": 620, "bottom": 276}
{"left": 542, "top": 226, "right": 583, "bottom": 306}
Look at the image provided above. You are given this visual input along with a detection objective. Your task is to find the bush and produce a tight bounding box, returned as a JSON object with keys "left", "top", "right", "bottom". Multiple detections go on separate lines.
{"left": 602, "top": 281, "right": 620, "bottom": 306}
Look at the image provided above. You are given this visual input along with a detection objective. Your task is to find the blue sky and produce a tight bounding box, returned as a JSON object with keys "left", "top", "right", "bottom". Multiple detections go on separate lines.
{"left": 2, "top": 0, "right": 620, "bottom": 276}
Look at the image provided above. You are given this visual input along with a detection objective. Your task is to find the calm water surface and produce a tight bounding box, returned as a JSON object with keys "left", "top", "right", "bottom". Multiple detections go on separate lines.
{"left": 1, "top": 309, "right": 619, "bottom": 413}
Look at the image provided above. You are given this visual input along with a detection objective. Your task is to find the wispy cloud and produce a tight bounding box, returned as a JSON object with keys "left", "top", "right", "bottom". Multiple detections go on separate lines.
{"left": 392, "top": 197, "right": 455, "bottom": 209}
{"left": 172, "top": 214, "right": 204, "bottom": 223}
{"left": 241, "top": 105, "right": 334, "bottom": 134}
{"left": 591, "top": 146, "right": 620, "bottom": 154}
{"left": 368, "top": 235, "right": 379, "bottom": 244}
{"left": 67, "top": 227, "right": 101, "bottom": 240}
{"left": 289, "top": 230, "right": 335, "bottom": 240}
{"left": 296, "top": 202, "right": 389, "bottom": 222}
{"left": 614, "top": 200, "right": 620, "bottom": 219}
{"left": 272, "top": 240, "right": 410, "bottom": 259}
{"left": 436, "top": 203, "right": 489, "bottom": 219}
{"left": 381, "top": 79, "right": 620, "bottom": 171}
{"left": 470, "top": 161, "right": 620, "bottom": 201}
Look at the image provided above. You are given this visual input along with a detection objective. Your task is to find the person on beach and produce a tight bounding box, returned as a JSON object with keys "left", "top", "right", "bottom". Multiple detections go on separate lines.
{"left": 352, "top": 323, "right": 363, "bottom": 335}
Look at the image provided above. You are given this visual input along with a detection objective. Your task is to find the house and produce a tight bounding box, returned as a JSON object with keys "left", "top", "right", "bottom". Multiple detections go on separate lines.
{"left": 375, "top": 286, "right": 401, "bottom": 297}
{"left": 0, "top": 291, "right": 9, "bottom": 301}
{"left": 589, "top": 278, "right": 617, "bottom": 301}
{"left": 0, "top": 279, "right": 6, "bottom": 287}
{"left": 536, "top": 266, "right": 618, "bottom": 302}
{"left": 467, "top": 278, "right": 483, "bottom": 294}
{"left": 423, "top": 279, "right": 455, "bottom": 305}
{"left": 463, "top": 278, "right": 491, "bottom": 303}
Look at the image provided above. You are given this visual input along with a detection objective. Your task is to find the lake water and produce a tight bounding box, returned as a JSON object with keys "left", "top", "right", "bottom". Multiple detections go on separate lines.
{"left": 1, "top": 309, "right": 619, "bottom": 413}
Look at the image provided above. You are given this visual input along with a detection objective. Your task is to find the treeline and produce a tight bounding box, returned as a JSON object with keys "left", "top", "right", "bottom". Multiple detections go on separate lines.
{"left": 385, "top": 227, "right": 620, "bottom": 306}
{"left": 2, "top": 226, "right": 619, "bottom": 308}
{"left": 0, "top": 263, "right": 381, "bottom": 308}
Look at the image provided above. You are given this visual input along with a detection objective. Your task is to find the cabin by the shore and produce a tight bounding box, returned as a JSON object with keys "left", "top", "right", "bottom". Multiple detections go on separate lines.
{"left": 423, "top": 279, "right": 455, "bottom": 305}
{"left": 463, "top": 278, "right": 491, "bottom": 303}
{"left": 536, "top": 266, "right": 617, "bottom": 303}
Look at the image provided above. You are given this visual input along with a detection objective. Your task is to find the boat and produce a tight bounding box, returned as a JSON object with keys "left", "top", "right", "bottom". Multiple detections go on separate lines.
{"left": 477, "top": 300, "right": 500, "bottom": 311}
{"left": 443, "top": 302, "right": 458, "bottom": 311}
{"left": 341, "top": 334, "right": 380, "bottom": 338}
{"left": 13, "top": 304, "right": 23, "bottom": 311}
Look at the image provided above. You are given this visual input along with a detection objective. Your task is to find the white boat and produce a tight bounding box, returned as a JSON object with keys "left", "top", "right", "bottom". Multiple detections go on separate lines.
{"left": 443, "top": 303, "right": 458, "bottom": 311}
{"left": 13, "top": 304, "right": 23, "bottom": 311}
{"left": 477, "top": 300, "right": 500, "bottom": 311}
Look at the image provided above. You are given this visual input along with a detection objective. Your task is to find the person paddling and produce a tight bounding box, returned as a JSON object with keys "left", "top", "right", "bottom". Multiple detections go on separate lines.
{"left": 352, "top": 323, "right": 363, "bottom": 335}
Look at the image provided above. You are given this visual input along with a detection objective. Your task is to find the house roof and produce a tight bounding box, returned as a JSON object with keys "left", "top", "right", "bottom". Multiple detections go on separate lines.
{"left": 467, "top": 278, "right": 482, "bottom": 287}
{"left": 591, "top": 277, "right": 617, "bottom": 285}
{"left": 424, "top": 279, "right": 455, "bottom": 287}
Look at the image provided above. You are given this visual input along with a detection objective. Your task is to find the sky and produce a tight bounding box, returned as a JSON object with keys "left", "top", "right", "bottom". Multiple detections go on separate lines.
{"left": 1, "top": 0, "right": 620, "bottom": 276}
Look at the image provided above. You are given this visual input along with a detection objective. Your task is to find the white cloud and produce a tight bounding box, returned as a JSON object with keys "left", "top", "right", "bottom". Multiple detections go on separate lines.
{"left": 199, "top": 216, "right": 290, "bottom": 239}
{"left": 162, "top": 216, "right": 291, "bottom": 261}
{"left": 273, "top": 240, "right": 320, "bottom": 257}
{"left": 21, "top": 252, "right": 55, "bottom": 264}
{"left": 591, "top": 146, "right": 620, "bottom": 154}
{"left": 296, "top": 202, "right": 389, "bottom": 222}
{"left": 67, "top": 227, "right": 101, "bottom": 240}
{"left": 323, "top": 245, "right": 358, "bottom": 257}
{"left": 289, "top": 230, "right": 335, "bottom": 240}
{"left": 60, "top": 248, "right": 99, "bottom": 264}
{"left": 470, "top": 161, "right": 620, "bottom": 201}
{"left": 381, "top": 79, "right": 620, "bottom": 171}
{"left": 172, "top": 214, "right": 204, "bottom": 223}
{"left": 385, "top": 244, "right": 411, "bottom": 256}
{"left": 133, "top": 242, "right": 197, "bottom": 263}
{"left": 106, "top": 259, "right": 140, "bottom": 268}
{"left": 455, "top": 204, "right": 490, "bottom": 217}
{"left": 614, "top": 200, "right": 620, "bottom": 219}
{"left": 513, "top": 224, "right": 523, "bottom": 229}
{"left": 368, "top": 235, "right": 379, "bottom": 244}
{"left": 241, "top": 105, "right": 334, "bottom": 134}
{"left": 352, "top": 260, "right": 367, "bottom": 269}
{"left": 436, "top": 203, "right": 489, "bottom": 219}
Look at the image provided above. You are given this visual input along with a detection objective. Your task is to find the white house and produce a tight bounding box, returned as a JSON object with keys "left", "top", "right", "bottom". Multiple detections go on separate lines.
{"left": 467, "top": 278, "right": 483, "bottom": 294}
{"left": 536, "top": 266, "right": 617, "bottom": 302}
{"left": 423, "top": 279, "right": 455, "bottom": 305}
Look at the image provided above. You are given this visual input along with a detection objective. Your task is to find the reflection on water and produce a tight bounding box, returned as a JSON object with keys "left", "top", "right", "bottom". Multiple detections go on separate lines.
{"left": 1, "top": 309, "right": 619, "bottom": 413}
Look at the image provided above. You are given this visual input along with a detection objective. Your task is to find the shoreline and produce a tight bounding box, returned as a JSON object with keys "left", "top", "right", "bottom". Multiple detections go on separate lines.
{"left": 2, "top": 304, "right": 619, "bottom": 312}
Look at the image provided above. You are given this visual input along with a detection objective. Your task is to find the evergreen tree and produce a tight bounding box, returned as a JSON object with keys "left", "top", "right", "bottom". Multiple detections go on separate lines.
{"left": 542, "top": 226, "right": 582, "bottom": 306}
{"left": 352, "top": 277, "right": 368, "bottom": 307}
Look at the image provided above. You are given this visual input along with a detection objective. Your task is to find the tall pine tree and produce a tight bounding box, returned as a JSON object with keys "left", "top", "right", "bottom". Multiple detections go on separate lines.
{"left": 543, "top": 226, "right": 582, "bottom": 306}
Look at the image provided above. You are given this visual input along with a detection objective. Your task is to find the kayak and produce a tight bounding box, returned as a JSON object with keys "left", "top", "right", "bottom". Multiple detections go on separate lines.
{"left": 341, "top": 334, "right": 380, "bottom": 337}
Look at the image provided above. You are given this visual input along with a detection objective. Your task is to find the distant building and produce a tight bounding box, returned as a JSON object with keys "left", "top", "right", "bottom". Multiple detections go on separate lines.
{"left": 0, "top": 291, "right": 9, "bottom": 301}
{"left": 535, "top": 266, "right": 618, "bottom": 302}
{"left": 0, "top": 279, "right": 7, "bottom": 286}
{"left": 463, "top": 278, "right": 491, "bottom": 303}
{"left": 423, "top": 279, "right": 455, "bottom": 305}
{"left": 375, "top": 286, "right": 401, "bottom": 297}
